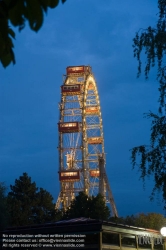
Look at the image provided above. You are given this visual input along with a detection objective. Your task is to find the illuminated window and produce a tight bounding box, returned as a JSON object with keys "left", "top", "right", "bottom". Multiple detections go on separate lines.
{"left": 61, "top": 172, "right": 78, "bottom": 177}
{"left": 90, "top": 170, "right": 100, "bottom": 177}
{"left": 60, "top": 123, "right": 76, "bottom": 128}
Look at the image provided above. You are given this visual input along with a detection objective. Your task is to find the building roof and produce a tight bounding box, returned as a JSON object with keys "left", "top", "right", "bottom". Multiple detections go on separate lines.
{"left": 1, "top": 217, "right": 160, "bottom": 235}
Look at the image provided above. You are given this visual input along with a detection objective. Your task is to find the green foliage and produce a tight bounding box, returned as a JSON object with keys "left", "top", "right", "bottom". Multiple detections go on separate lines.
{"left": 89, "top": 193, "right": 110, "bottom": 220}
{"left": 134, "top": 213, "right": 166, "bottom": 230}
{"left": 109, "top": 215, "right": 137, "bottom": 226}
{"left": 131, "top": 112, "right": 166, "bottom": 202}
{"left": 131, "top": 1, "right": 166, "bottom": 207}
{"left": 0, "top": 182, "right": 10, "bottom": 230}
{"left": 0, "top": 0, "right": 67, "bottom": 68}
{"left": 110, "top": 213, "right": 166, "bottom": 231}
{"left": 64, "top": 192, "right": 89, "bottom": 219}
{"left": 133, "top": 1, "right": 166, "bottom": 111}
{"left": 33, "top": 187, "right": 62, "bottom": 224}
{"left": 7, "top": 173, "right": 62, "bottom": 226}
{"left": 63, "top": 192, "right": 110, "bottom": 220}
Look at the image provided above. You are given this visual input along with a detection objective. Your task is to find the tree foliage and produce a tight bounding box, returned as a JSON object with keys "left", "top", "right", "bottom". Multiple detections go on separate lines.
{"left": 63, "top": 192, "right": 110, "bottom": 220}
{"left": 110, "top": 213, "right": 166, "bottom": 231}
{"left": 131, "top": 1, "right": 166, "bottom": 207}
{"left": 134, "top": 213, "right": 166, "bottom": 230}
{"left": 0, "top": 0, "right": 66, "bottom": 68}
{"left": 7, "top": 173, "right": 62, "bottom": 226}
{"left": 0, "top": 182, "right": 10, "bottom": 230}
{"left": 133, "top": 0, "right": 166, "bottom": 110}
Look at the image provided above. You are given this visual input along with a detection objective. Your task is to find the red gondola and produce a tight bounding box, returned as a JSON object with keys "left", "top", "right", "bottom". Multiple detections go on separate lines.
{"left": 61, "top": 84, "right": 81, "bottom": 95}
{"left": 66, "top": 66, "right": 91, "bottom": 75}
{"left": 58, "top": 122, "right": 80, "bottom": 133}
{"left": 59, "top": 170, "right": 80, "bottom": 182}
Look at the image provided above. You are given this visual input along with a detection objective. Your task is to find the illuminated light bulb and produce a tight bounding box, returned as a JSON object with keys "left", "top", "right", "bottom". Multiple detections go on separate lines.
{"left": 160, "top": 227, "right": 166, "bottom": 236}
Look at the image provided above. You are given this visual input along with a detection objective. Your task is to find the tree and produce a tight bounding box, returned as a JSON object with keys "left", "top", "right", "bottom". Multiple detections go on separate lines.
{"left": 0, "top": 182, "right": 10, "bottom": 230}
{"left": 110, "top": 213, "right": 166, "bottom": 231}
{"left": 0, "top": 0, "right": 66, "bottom": 68}
{"left": 7, "top": 173, "right": 62, "bottom": 226}
{"left": 63, "top": 192, "right": 110, "bottom": 220}
{"left": 131, "top": 1, "right": 166, "bottom": 207}
{"left": 33, "top": 187, "right": 62, "bottom": 224}
{"left": 109, "top": 215, "right": 137, "bottom": 226}
{"left": 134, "top": 213, "right": 166, "bottom": 230}
{"left": 89, "top": 193, "right": 110, "bottom": 220}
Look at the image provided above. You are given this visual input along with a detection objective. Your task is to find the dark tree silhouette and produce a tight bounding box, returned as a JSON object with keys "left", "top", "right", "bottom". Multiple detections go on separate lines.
{"left": 0, "top": 0, "right": 66, "bottom": 68}
{"left": 63, "top": 192, "right": 110, "bottom": 220}
{"left": 7, "top": 173, "right": 62, "bottom": 226}
{"left": 131, "top": 1, "right": 166, "bottom": 207}
{"left": 0, "top": 182, "right": 10, "bottom": 230}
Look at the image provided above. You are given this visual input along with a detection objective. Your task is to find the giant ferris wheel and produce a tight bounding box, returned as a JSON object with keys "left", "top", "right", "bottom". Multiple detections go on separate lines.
{"left": 56, "top": 65, "right": 118, "bottom": 217}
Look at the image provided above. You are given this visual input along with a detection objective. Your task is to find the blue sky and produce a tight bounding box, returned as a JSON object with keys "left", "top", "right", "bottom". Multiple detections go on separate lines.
{"left": 0, "top": 0, "right": 164, "bottom": 217}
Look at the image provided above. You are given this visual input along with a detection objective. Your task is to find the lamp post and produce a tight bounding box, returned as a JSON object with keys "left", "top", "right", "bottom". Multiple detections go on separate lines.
{"left": 160, "top": 227, "right": 166, "bottom": 250}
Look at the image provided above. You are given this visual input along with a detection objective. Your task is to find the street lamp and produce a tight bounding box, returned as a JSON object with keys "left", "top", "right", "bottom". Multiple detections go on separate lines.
{"left": 160, "top": 227, "right": 166, "bottom": 237}
{"left": 160, "top": 227, "right": 166, "bottom": 250}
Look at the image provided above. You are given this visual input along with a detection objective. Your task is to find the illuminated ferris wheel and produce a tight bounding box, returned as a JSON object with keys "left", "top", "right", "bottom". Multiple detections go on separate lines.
{"left": 56, "top": 65, "right": 118, "bottom": 217}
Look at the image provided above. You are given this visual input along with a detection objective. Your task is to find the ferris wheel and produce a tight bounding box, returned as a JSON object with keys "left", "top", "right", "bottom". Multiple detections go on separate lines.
{"left": 56, "top": 66, "right": 118, "bottom": 217}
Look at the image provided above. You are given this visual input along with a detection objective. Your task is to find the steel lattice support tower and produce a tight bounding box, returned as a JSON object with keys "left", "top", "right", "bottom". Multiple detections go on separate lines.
{"left": 56, "top": 65, "right": 118, "bottom": 217}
